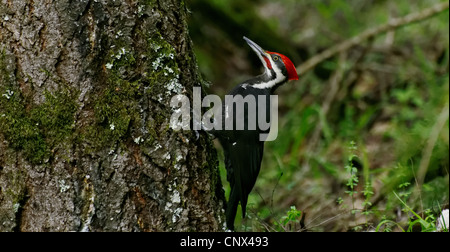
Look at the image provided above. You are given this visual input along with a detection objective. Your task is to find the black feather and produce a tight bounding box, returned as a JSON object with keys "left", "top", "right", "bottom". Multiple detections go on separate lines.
{"left": 212, "top": 81, "right": 273, "bottom": 230}
{"left": 209, "top": 39, "right": 291, "bottom": 230}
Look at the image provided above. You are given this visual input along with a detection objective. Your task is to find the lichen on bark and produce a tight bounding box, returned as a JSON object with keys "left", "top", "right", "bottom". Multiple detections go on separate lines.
{"left": 0, "top": 0, "right": 225, "bottom": 232}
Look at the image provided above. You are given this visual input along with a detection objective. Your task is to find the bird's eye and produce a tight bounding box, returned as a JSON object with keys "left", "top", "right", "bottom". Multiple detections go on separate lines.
{"left": 272, "top": 55, "right": 280, "bottom": 61}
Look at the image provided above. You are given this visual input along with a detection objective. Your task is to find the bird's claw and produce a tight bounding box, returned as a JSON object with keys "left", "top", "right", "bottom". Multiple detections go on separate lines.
{"left": 194, "top": 129, "right": 200, "bottom": 140}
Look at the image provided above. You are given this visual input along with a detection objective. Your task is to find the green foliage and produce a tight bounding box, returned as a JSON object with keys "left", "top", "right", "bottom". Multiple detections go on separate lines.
{"left": 376, "top": 191, "right": 441, "bottom": 232}
{"left": 274, "top": 205, "right": 303, "bottom": 232}
{"left": 345, "top": 141, "right": 359, "bottom": 205}
{"left": 281, "top": 206, "right": 302, "bottom": 226}
{"left": 192, "top": 0, "right": 449, "bottom": 231}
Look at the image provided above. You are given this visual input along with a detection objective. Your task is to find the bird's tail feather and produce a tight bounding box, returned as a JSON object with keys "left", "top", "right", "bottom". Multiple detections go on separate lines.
{"left": 226, "top": 187, "right": 239, "bottom": 231}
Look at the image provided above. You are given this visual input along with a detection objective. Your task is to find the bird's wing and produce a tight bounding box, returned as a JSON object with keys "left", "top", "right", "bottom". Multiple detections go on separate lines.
{"left": 227, "top": 137, "right": 264, "bottom": 218}
{"left": 219, "top": 84, "right": 269, "bottom": 230}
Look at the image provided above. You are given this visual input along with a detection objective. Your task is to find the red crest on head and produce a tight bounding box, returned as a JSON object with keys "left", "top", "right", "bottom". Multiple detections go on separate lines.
{"left": 267, "top": 52, "right": 299, "bottom": 81}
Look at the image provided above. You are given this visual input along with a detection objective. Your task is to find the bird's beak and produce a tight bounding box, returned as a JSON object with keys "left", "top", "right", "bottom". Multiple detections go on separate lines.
{"left": 243, "top": 36, "right": 272, "bottom": 70}
{"left": 243, "top": 36, "right": 267, "bottom": 58}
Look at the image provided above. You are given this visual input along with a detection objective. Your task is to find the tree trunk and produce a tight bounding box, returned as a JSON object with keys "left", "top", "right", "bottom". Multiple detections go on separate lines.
{"left": 0, "top": 0, "right": 225, "bottom": 231}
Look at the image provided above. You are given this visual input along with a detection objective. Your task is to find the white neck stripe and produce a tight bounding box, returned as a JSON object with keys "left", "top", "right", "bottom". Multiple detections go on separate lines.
{"left": 252, "top": 57, "right": 285, "bottom": 89}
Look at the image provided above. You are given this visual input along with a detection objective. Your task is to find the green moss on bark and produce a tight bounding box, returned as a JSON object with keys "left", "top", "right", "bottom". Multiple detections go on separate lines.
{"left": 0, "top": 51, "right": 79, "bottom": 164}
{"left": 0, "top": 88, "right": 78, "bottom": 164}
{"left": 0, "top": 85, "right": 78, "bottom": 164}
{"left": 83, "top": 28, "right": 183, "bottom": 152}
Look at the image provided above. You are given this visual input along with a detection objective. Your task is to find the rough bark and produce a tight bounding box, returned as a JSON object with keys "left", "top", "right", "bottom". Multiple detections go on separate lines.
{"left": 0, "top": 0, "right": 225, "bottom": 231}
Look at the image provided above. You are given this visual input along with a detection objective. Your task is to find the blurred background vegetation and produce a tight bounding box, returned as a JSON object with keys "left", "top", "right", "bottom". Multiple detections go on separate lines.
{"left": 188, "top": 0, "right": 449, "bottom": 231}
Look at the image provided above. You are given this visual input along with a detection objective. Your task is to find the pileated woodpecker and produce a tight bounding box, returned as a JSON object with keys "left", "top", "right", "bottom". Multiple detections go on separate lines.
{"left": 211, "top": 36, "right": 298, "bottom": 230}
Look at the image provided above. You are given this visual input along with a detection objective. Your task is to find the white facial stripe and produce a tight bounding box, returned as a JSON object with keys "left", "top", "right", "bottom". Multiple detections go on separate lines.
{"left": 257, "top": 52, "right": 272, "bottom": 78}
{"left": 252, "top": 54, "right": 285, "bottom": 89}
